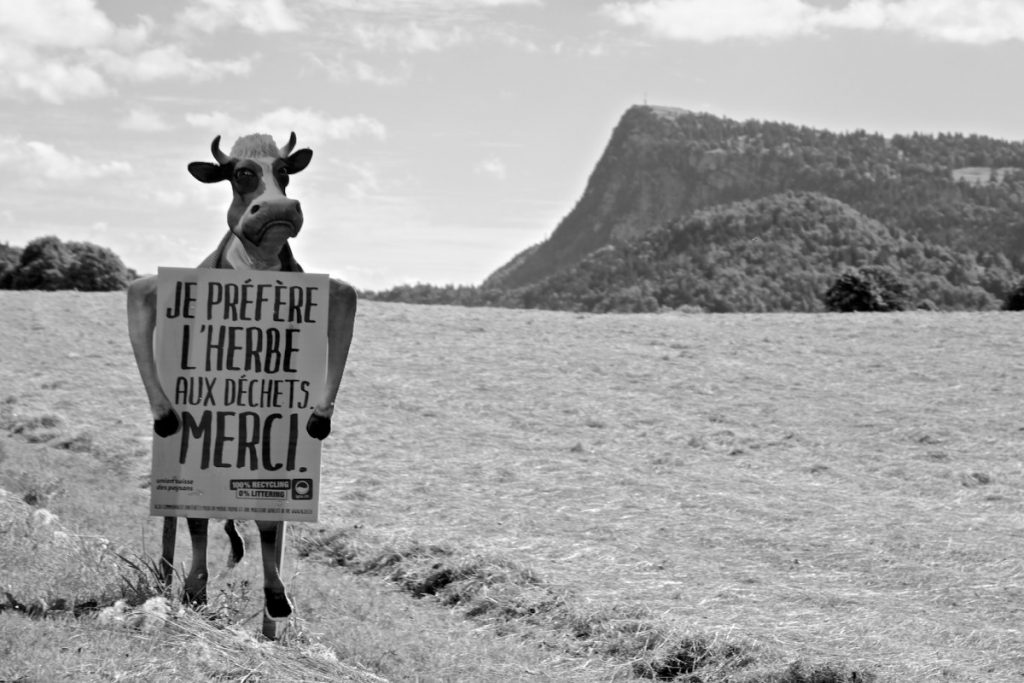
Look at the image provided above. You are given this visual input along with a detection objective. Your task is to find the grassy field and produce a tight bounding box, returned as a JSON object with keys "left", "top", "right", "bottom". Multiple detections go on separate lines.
{"left": 2, "top": 291, "right": 1024, "bottom": 681}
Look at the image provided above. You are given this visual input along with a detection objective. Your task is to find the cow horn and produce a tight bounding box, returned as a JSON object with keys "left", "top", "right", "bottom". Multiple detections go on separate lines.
{"left": 210, "top": 135, "right": 231, "bottom": 165}
{"left": 279, "top": 131, "right": 297, "bottom": 157}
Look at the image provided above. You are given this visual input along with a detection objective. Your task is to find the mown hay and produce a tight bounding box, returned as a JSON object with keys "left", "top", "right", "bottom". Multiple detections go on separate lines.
{"left": 294, "top": 526, "right": 870, "bottom": 681}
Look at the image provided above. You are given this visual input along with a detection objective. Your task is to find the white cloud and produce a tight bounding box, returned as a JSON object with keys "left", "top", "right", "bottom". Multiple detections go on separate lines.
{"left": 10, "top": 55, "right": 110, "bottom": 103}
{"left": 0, "top": 1, "right": 251, "bottom": 103}
{"left": 154, "top": 191, "right": 187, "bottom": 206}
{"left": 185, "top": 108, "right": 388, "bottom": 146}
{"left": 352, "top": 60, "right": 411, "bottom": 85}
{"left": 95, "top": 44, "right": 251, "bottom": 82}
{"left": 120, "top": 108, "right": 172, "bottom": 132}
{"left": 0, "top": 0, "right": 115, "bottom": 48}
{"left": 600, "top": 0, "right": 1024, "bottom": 44}
{"left": 316, "top": 0, "right": 538, "bottom": 9}
{"left": 184, "top": 110, "right": 236, "bottom": 132}
{"left": 352, "top": 21, "right": 471, "bottom": 52}
{"left": 306, "top": 53, "right": 412, "bottom": 85}
{"left": 475, "top": 157, "right": 507, "bottom": 180}
{"left": 178, "top": 0, "right": 303, "bottom": 34}
{"left": 341, "top": 164, "right": 382, "bottom": 199}
{"left": 24, "top": 141, "right": 132, "bottom": 181}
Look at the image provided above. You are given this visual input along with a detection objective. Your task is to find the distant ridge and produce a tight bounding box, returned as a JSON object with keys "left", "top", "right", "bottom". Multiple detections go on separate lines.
{"left": 505, "top": 191, "right": 1005, "bottom": 312}
{"left": 484, "top": 105, "right": 1024, "bottom": 297}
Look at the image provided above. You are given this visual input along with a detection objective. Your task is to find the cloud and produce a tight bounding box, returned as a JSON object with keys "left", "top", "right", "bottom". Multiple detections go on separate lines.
{"left": 475, "top": 157, "right": 507, "bottom": 180}
{"left": 316, "top": 0, "right": 538, "bottom": 9}
{"left": 600, "top": 0, "right": 1024, "bottom": 44}
{"left": 306, "top": 53, "right": 412, "bottom": 85}
{"left": 0, "top": 0, "right": 116, "bottom": 49}
{"left": 120, "top": 108, "right": 173, "bottom": 132}
{"left": 24, "top": 141, "right": 132, "bottom": 181}
{"left": 340, "top": 164, "right": 382, "bottom": 199}
{"left": 154, "top": 190, "right": 187, "bottom": 206}
{"left": 351, "top": 21, "right": 471, "bottom": 52}
{"left": 8, "top": 52, "right": 111, "bottom": 103}
{"left": 0, "top": 1, "right": 252, "bottom": 103}
{"left": 185, "top": 108, "right": 388, "bottom": 145}
{"left": 352, "top": 60, "right": 412, "bottom": 85}
{"left": 95, "top": 45, "right": 251, "bottom": 82}
{"left": 177, "top": 0, "right": 303, "bottom": 34}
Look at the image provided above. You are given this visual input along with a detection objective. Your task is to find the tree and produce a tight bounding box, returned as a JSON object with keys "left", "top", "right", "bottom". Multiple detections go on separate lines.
{"left": 0, "top": 242, "right": 21, "bottom": 288}
{"left": 11, "top": 236, "right": 72, "bottom": 290}
{"left": 65, "top": 241, "right": 130, "bottom": 291}
{"left": 1002, "top": 279, "right": 1024, "bottom": 310}
{"left": 824, "top": 265, "right": 910, "bottom": 312}
{"left": 4, "top": 236, "right": 132, "bottom": 291}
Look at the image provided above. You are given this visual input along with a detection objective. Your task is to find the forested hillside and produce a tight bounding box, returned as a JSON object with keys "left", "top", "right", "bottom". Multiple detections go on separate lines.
{"left": 371, "top": 192, "right": 1016, "bottom": 312}
{"left": 472, "top": 105, "right": 1024, "bottom": 309}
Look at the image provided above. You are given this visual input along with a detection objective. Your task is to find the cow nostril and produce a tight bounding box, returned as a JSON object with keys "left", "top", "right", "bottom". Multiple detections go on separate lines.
{"left": 249, "top": 204, "right": 260, "bottom": 215}
{"left": 295, "top": 202, "right": 302, "bottom": 215}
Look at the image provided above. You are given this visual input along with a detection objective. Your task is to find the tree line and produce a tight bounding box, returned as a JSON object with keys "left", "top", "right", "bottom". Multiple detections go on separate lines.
{"left": 0, "top": 236, "right": 135, "bottom": 292}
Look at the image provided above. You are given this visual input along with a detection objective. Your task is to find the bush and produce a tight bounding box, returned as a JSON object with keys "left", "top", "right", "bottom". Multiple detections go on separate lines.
{"left": 824, "top": 266, "right": 910, "bottom": 312}
{"left": 11, "top": 236, "right": 72, "bottom": 290}
{"left": 3, "top": 236, "right": 130, "bottom": 291}
{"left": 0, "top": 242, "right": 21, "bottom": 288}
{"left": 65, "top": 241, "right": 130, "bottom": 291}
{"left": 1002, "top": 280, "right": 1024, "bottom": 310}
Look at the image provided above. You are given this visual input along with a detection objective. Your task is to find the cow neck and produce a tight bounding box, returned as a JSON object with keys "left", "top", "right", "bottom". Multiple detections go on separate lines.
{"left": 224, "top": 235, "right": 283, "bottom": 271}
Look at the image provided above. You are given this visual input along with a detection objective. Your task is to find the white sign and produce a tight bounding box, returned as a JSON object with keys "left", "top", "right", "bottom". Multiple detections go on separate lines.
{"left": 150, "top": 267, "right": 329, "bottom": 522}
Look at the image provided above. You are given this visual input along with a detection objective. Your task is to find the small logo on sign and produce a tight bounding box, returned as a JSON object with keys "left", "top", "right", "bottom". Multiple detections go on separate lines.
{"left": 292, "top": 479, "right": 313, "bottom": 500}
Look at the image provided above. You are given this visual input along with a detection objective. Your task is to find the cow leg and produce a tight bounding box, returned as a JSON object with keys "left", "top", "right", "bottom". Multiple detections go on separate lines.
{"left": 255, "top": 520, "right": 292, "bottom": 620}
{"left": 126, "top": 276, "right": 179, "bottom": 435}
{"left": 182, "top": 518, "right": 209, "bottom": 607}
{"left": 160, "top": 517, "right": 177, "bottom": 589}
{"left": 224, "top": 520, "right": 245, "bottom": 567}
{"left": 306, "top": 280, "right": 357, "bottom": 439}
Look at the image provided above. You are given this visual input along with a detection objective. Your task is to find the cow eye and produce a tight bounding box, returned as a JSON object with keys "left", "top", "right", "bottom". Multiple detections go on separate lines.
{"left": 233, "top": 167, "right": 258, "bottom": 192}
{"left": 276, "top": 167, "right": 288, "bottom": 175}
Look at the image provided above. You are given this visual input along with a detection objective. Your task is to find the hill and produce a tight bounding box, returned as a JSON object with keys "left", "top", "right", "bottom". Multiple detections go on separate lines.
{"left": 510, "top": 191, "right": 1011, "bottom": 312}
{"left": 477, "top": 105, "right": 1024, "bottom": 308}
{"left": 372, "top": 191, "right": 1016, "bottom": 312}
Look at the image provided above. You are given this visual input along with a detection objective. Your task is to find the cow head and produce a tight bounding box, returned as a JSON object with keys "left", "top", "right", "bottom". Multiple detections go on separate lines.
{"left": 188, "top": 132, "right": 312, "bottom": 261}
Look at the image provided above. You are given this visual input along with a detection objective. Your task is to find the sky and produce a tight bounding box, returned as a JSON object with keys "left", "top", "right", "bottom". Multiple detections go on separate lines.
{"left": 4, "top": 0, "right": 1024, "bottom": 290}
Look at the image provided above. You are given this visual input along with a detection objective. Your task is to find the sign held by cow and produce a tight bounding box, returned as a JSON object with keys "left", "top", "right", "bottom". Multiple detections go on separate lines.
{"left": 150, "top": 267, "right": 329, "bottom": 522}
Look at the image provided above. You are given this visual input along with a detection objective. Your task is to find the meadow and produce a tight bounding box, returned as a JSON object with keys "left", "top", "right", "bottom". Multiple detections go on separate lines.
{"left": 2, "top": 291, "right": 1023, "bottom": 681}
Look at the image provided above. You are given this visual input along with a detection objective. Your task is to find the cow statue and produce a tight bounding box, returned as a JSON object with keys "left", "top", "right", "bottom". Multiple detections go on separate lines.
{"left": 126, "top": 132, "right": 356, "bottom": 625}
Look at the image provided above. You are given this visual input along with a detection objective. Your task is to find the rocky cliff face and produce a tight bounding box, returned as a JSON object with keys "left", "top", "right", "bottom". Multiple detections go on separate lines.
{"left": 485, "top": 105, "right": 704, "bottom": 288}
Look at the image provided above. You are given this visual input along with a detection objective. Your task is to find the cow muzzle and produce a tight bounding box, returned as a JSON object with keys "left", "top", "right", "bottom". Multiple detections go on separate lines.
{"left": 237, "top": 198, "right": 304, "bottom": 245}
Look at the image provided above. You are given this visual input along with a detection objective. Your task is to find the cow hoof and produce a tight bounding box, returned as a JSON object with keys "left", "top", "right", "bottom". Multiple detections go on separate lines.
{"left": 182, "top": 576, "right": 207, "bottom": 608}
{"left": 306, "top": 412, "right": 331, "bottom": 440}
{"left": 264, "top": 588, "right": 293, "bottom": 620}
{"left": 154, "top": 411, "right": 180, "bottom": 437}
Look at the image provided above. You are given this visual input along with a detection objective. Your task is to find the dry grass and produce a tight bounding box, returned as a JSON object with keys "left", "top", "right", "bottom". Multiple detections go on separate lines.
{"left": 2, "top": 292, "right": 1024, "bottom": 680}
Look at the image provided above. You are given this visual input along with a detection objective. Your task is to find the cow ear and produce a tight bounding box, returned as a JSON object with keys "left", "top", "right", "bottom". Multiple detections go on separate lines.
{"left": 285, "top": 149, "right": 313, "bottom": 175}
{"left": 188, "top": 161, "right": 228, "bottom": 183}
